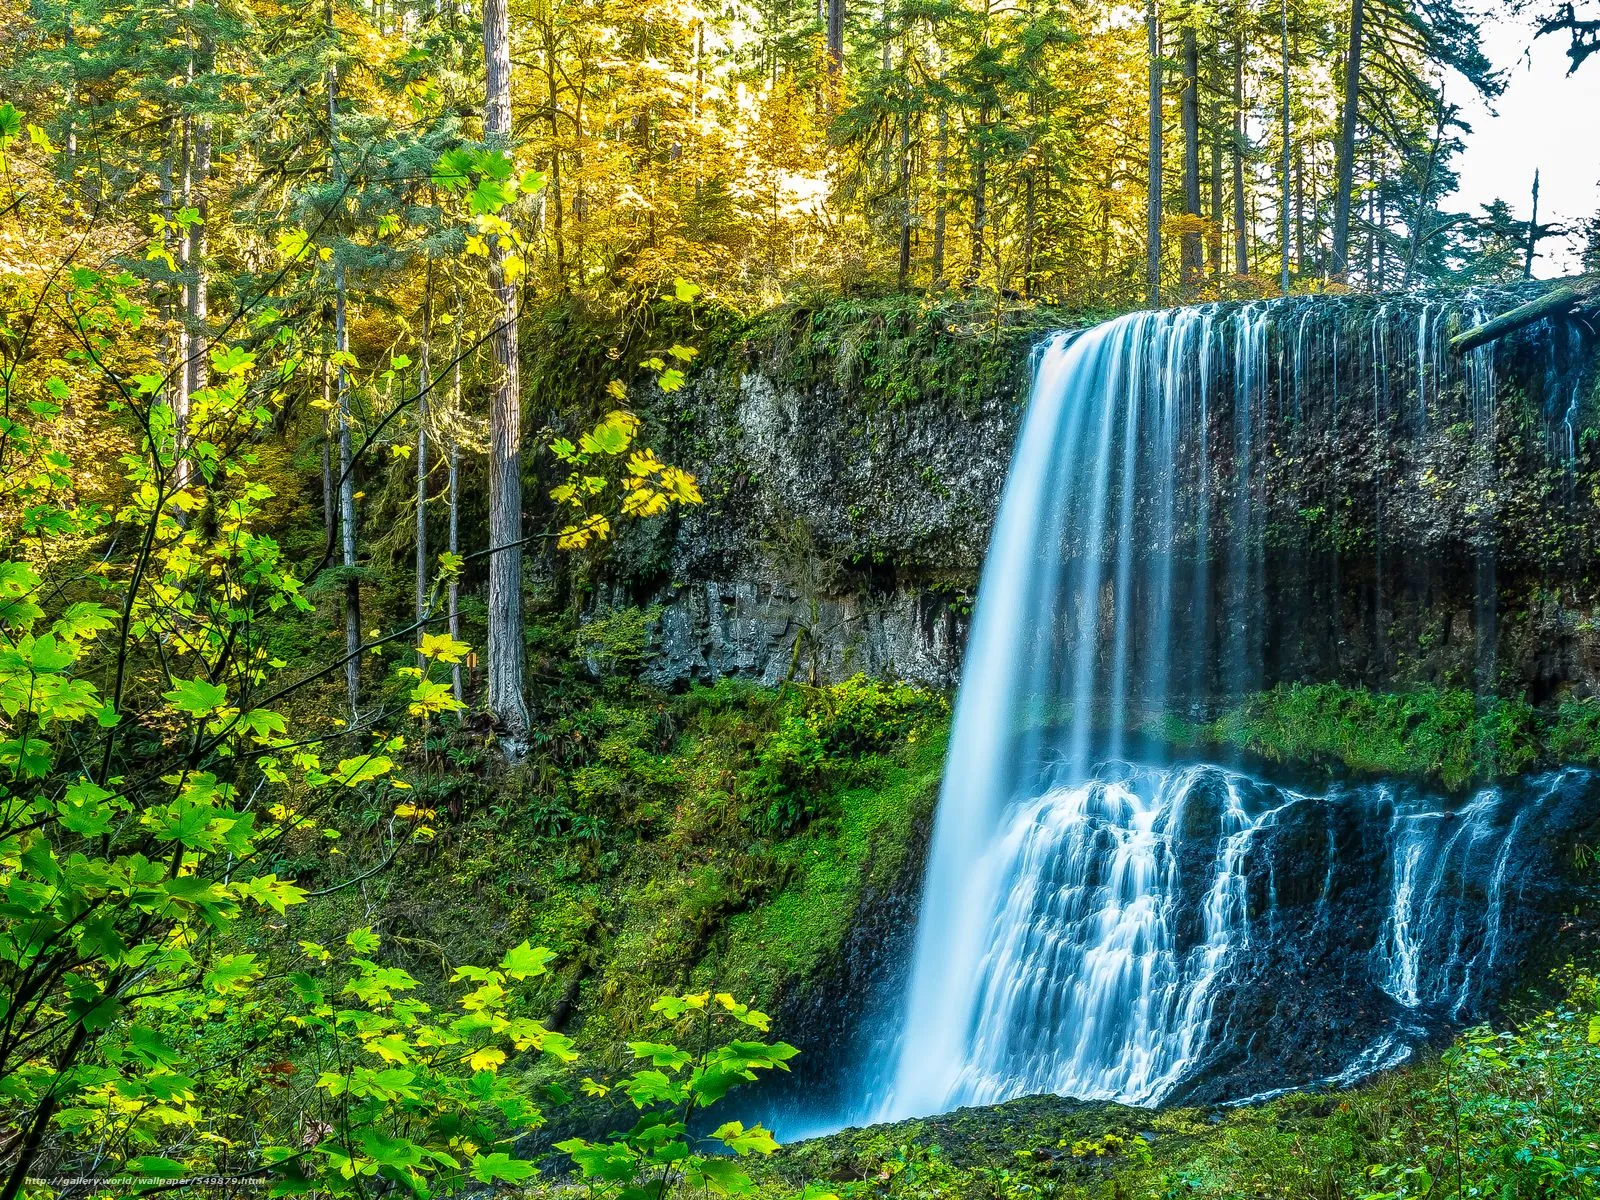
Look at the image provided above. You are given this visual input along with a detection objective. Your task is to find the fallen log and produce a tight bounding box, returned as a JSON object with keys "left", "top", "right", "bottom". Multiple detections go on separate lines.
{"left": 1450, "top": 274, "right": 1600, "bottom": 355}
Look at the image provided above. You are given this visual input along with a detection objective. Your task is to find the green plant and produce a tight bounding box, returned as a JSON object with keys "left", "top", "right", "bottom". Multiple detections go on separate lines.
{"left": 555, "top": 990, "right": 796, "bottom": 1198}
{"left": 576, "top": 605, "right": 665, "bottom": 676}
{"left": 747, "top": 676, "right": 947, "bottom": 834}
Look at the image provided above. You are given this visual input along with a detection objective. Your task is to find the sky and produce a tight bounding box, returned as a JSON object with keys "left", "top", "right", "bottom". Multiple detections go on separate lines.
{"left": 1449, "top": 9, "right": 1600, "bottom": 276}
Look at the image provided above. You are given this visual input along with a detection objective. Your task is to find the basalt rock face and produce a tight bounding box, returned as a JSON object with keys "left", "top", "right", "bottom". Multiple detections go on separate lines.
{"left": 608, "top": 291, "right": 1600, "bottom": 702}
{"left": 1168, "top": 767, "right": 1600, "bottom": 1105}
{"left": 602, "top": 307, "right": 1040, "bottom": 690}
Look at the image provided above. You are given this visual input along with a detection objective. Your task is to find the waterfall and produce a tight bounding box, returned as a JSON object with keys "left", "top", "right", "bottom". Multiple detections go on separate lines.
{"left": 845, "top": 295, "right": 1599, "bottom": 1129}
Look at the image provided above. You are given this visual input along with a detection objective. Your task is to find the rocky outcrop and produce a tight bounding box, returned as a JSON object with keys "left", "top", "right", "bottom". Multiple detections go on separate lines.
{"left": 603, "top": 292, "right": 1600, "bottom": 701}
{"left": 604, "top": 303, "right": 1045, "bottom": 689}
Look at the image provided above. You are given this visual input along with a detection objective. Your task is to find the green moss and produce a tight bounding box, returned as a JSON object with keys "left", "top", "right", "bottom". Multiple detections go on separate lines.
{"left": 279, "top": 667, "right": 949, "bottom": 1070}
{"left": 1173, "top": 682, "right": 1600, "bottom": 791}
{"left": 740, "top": 292, "right": 1069, "bottom": 416}
{"left": 713, "top": 726, "right": 946, "bottom": 1004}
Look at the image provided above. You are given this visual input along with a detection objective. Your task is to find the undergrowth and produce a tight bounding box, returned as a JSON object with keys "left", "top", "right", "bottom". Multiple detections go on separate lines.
{"left": 270, "top": 660, "right": 948, "bottom": 1074}
{"left": 1173, "top": 682, "right": 1600, "bottom": 790}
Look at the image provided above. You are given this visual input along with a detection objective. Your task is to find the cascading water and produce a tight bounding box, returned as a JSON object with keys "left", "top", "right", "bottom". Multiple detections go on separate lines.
{"left": 778, "top": 294, "right": 1599, "bottom": 1137}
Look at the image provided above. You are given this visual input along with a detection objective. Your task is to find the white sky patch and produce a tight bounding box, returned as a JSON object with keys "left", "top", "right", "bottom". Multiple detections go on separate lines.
{"left": 1449, "top": 10, "right": 1600, "bottom": 276}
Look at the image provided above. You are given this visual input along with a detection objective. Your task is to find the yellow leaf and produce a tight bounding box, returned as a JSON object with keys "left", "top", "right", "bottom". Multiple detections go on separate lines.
{"left": 469, "top": 1046, "right": 506, "bottom": 1073}
{"left": 418, "top": 632, "right": 471, "bottom": 663}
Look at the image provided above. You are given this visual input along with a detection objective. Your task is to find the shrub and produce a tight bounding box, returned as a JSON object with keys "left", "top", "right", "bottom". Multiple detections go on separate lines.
{"left": 747, "top": 676, "right": 947, "bottom": 834}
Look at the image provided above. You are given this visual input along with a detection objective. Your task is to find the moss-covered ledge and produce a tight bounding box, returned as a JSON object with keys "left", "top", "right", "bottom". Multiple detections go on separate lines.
{"left": 1162, "top": 682, "right": 1600, "bottom": 791}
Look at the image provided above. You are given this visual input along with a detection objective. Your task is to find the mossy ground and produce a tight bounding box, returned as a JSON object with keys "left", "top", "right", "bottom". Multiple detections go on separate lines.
{"left": 262, "top": 583, "right": 1600, "bottom": 1199}
{"left": 1161, "top": 682, "right": 1600, "bottom": 791}
{"left": 272, "top": 665, "right": 945, "bottom": 1073}
{"left": 745, "top": 977, "right": 1600, "bottom": 1200}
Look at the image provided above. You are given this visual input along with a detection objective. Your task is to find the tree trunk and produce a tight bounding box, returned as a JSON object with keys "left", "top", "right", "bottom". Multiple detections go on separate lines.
{"left": 174, "top": 110, "right": 193, "bottom": 496}
{"left": 1451, "top": 276, "right": 1600, "bottom": 354}
{"left": 449, "top": 338, "right": 464, "bottom": 705}
{"left": 1020, "top": 63, "right": 1040, "bottom": 297}
{"left": 1295, "top": 142, "right": 1305, "bottom": 272}
{"left": 416, "top": 263, "right": 432, "bottom": 629}
{"left": 1232, "top": 24, "right": 1248, "bottom": 276}
{"left": 158, "top": 114, "right": 187, "bottom": 492}
{"left": 543, "top": 17, "right": 565, "bottom": 289}
{"left": 1331, "top": 0, "right": 1364, "bottom": 279}
{"left": 1279, "top": 0, "right": 1291, "bottom": 293}
{"left": 322, "top": 372, "right": 335, "bottom": 552}
{"left": 931, "top": 105, "right": 948, "bottom": 288}
{"left": 1180, "top": 25, "right": 1202, "bottom": 286}
{"left": 968, "top": 99, "right": 989, "bottom": 285}
{"left": 328, "top": 12, "right": 360, "bottom": 720}
{"left": 1147, "top": 0, "right": 1162, "bottom": 306}
{"left": 827, "top": 0, "right": 844, "bottom": 71}
{"left": 897, "top": 99, "right": 912, "bottom": 290}
{"left": 1210, "top": 109, "right": 1224, "bottom": 277}
{"left": 1524, "top": 169, "right": 1541, "bottom": 279}
{"left": 336, "top": 267, "right": 360, "bottom": 722}
{"left": 186, "top": 12, "right": 214, "bottom": 406}
{"left": 483, "top": 0, "right": 530, "bottom": 742}
{"left": 1401, "top": 107, "right": 1447, "bottom": 288}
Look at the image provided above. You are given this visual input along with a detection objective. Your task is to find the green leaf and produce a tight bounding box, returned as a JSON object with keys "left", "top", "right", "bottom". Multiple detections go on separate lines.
{"left": 672, "top": 278, "right": 702, "bottom": 303}
{"left": 469, "top": 1152, "right": 536, "bottom": 1184}
{"left": 210, "top": 345, "right": 256, "bottom": 376}
{"left": 477, "top": 148, "right": 515, "bottom": 181}
{"left": 688, "top": 1156, "right": 757, "bottom": 1195}
{"left": 333, "top": 755, "right": 394, "bottom": 787}
{"left": 236, "top": 708, "right": 288, "bottom": 739}
{"left": 431, "top": 147, "right": 475, "bottom": 192}
{"left": 27, "top": 632, "right": 75, "bottom": 672}
{"left": 710, "top": 1121, "right": 779, "bottom": 1157}
{"left": 126, "top": 1157, "right": 188, "bottom": 1178}
{"left": 128, "top": 1025, "right": 183, "bottom": 1066}
{"left": 163, "top": 677, "right": 227, "bottom": 717}
{"left": 57, "top": 779, "right": 119, "bottom": 837}
{"left": 498, "top": 940, "right": 553, "bottom": 980}
{"left": 630, "top": 1041, "right": 692, "bottom": 1070}
{"left": 358, "top": 1128, "right": 423, "bottom": 1168}
{"left": 203, "top": 953, "right": 260, "bottom": 995}
{"left": 0, "top": 103, "right": 20, "bottom": 143}
{"left": 234, "top": 873, "right": 307, "bottom": 914}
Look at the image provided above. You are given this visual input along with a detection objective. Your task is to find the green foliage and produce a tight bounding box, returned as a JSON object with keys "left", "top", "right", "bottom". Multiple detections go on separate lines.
{"left": 748, "top": 676, "right": 948, "bottom": 834}
{"left": 576, "top": 605, "right": 664, "bottom": 677}
{"left": 556, "top": 991, "right": 794, "bottom": 1198}
{"left": 1198, "top": 683, "right": 1596, "bottom": 790}
{"left": 752, "top": 292, "right": 1069, "bottom": 416}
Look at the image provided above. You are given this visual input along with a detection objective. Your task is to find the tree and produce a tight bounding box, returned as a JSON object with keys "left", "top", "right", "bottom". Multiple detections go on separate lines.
{"left": 481, "top": 0, "right": 531, "bottom": 744}
{"left": 1331, "top": 0, "right": 1364, "bottom": 279}
{"left": 1147, "top": 0, "right": 1162, "bottom": 305}
{"left": 1536, "top": 1, "right": 1600, "bottom": 71}
{"left": 1180, "top": 19, "right": 1203, "bottom": 287}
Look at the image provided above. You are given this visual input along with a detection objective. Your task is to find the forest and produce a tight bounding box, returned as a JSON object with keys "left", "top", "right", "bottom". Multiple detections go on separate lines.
{"left": 3, "top": 0, "right": 1600, "bottom": 1194}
